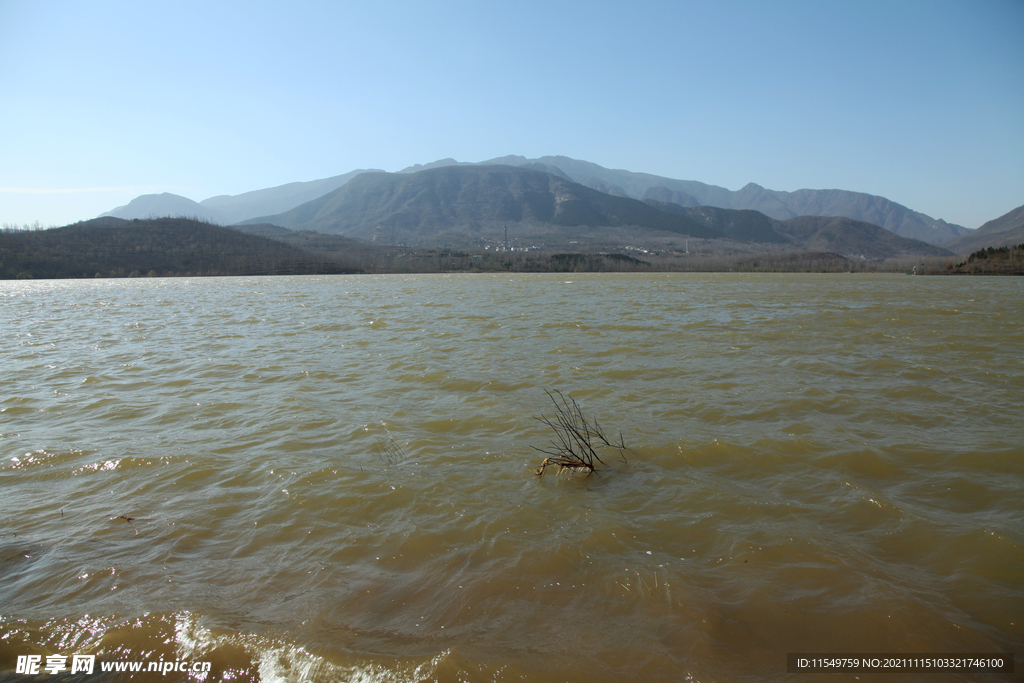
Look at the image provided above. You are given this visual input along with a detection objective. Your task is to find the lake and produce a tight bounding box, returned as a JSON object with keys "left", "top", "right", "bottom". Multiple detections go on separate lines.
{"left": 1, "top": 273, "right": 1021, "bottom": 682}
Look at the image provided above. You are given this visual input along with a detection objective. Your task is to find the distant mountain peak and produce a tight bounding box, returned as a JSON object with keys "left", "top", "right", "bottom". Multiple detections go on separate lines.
{"left": 397, "top": 158, "right": 464, "bottom": 173}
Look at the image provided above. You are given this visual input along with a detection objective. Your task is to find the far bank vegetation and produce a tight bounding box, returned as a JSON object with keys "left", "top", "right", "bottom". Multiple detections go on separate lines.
{"left": 0, "top": 217, "right": 997, "bottom": 278}
{"left": 917, "top": 244, "right": 1024, "bottom": 276}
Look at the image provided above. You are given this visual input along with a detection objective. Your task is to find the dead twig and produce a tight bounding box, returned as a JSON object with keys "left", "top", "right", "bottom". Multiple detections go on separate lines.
{"left": 114, "top": 515, "right": 138, "bottom": 535}
{"left": 533, "top": 390, "right": 628, "bottom": 476}
{"left": 373, "top": 438, "right": 408, "bottom": 465}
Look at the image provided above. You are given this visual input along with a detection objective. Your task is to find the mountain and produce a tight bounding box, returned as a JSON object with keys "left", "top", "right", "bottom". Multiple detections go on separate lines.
{"left": 102, "top": 193, "right": 224, "bottom": 223}
{"left": 240, "top": 164, "right": 949, "bottom": 259}
{"left": 100, "top": 155, "right": 968, "bottom": 245}
{"left": 643, "top": 187, "right": 700, "bottom": 207}
{"left": 646, "top": 199, "right": 952, "bottom": 257}
{"left": 942, "top": 203, "right": 1024, "bottom": 254}
{"left": 100, "top": 172, "right": 381, "bottom": 226}
{"left": 470, "top": 155, "right": 968, "bottom": 244}
{"left": 739, "top": 184, "right": 968, "bottom": 244}
{"left": 773, "top": 216, "right": 952, "bottom": 260}
{"left": 645, "top": 202, "right": 790, "bottom": 243}
{"left": 241, "top": 165, "right": 721, "bottom": 244}
{"left": 200, "top": 169, "right": 378, "bottom": 224}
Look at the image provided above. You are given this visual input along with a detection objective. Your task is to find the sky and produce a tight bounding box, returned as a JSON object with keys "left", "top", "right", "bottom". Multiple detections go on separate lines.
{"left": 1, "top": 0, "right": 1021, "bottom": 229}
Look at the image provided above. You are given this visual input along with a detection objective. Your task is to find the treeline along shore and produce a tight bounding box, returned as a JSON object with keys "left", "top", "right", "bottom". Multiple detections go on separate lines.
{"left": 1, "top": 217, "right": 1019, "bottom": 279}
{"left": 936, "top": 244, "right": 1024, "bottom": 275}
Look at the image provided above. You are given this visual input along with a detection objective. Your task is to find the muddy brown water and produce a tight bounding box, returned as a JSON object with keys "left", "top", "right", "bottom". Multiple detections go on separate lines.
{"left": 1, "top": 273, "right": 1021, "bottom": 682}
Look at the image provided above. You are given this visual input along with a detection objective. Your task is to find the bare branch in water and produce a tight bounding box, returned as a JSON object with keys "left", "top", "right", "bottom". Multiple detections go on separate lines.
{"left": 373, "top": 438, "right": 408, "bottom": 465}
{"left": 533, "top": 390, "right": 628, "bottom": 476}
{"left": 114, "top": 515, "right": 138, "bottom": 535}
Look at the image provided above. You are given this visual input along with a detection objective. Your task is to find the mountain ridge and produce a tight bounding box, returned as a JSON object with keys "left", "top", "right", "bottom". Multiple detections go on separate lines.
{"left": 240, "top": 164, "right": 951, "bottom": 259}
{"left": 942, "top": 203, "right": 1024, "bottom": 254}
{"left": 200, "top": 169, "right": 380, "bottom": 223}
{"left": 101, "top": 170, "right": 382, "bottom": 225}
{"left": 239, "top": 165, "right": 722, "bottom": 243}
{"left": 99, "top": 154, "right": 986, "bottom": 246}
{"left": 470, "top": 156, "right": 969, "bottom": 244}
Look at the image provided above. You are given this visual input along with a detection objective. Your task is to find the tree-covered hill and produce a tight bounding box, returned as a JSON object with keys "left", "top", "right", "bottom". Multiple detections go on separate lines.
{"left": 0, "top": 217, "right": 360, "bottom": 279}
{"left": 945, "top": 244, "right": 1024, "bottom": 275}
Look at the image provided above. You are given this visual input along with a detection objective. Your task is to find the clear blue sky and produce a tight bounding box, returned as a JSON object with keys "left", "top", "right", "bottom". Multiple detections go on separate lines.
{"left": 1, "top": 0, "right": 1021, "bottom": 229}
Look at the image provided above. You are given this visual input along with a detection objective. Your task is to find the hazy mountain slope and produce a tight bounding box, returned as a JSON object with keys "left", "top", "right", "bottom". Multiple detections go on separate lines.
{"left": 579, "top": 179, "right": 630, "bottom": 197}
{"left": 242, "top": 165, "right": 721, "bottom": 243}
{"left": 522, "top": 163, "right": 573, "bottom": 181}
{"left": 645, "top": 201, "right": 947, "bottom": 256}
{"left": 200, "top": 169, "right": 378, "bottom": 224}
{"left": 738, "top": 185, "right": 968, "bottom": 244}
{"left": 482, "top": 155, "right": 738, "bottom": 207}
{"left": 473, "top": 155, "right": 967, "bottom": 244}
{"left": 644, "top": 201, "right": 790, "bottom": 243}
{"left": 642, "top": 187, "right": 700, "bottom": 207}
{"left": 102, "top": 193, "right": 224, "bottom": 223}
{"left": 776, "top": 216, "right": 953, "bottom": 260}
{"left": 942, "top": 203, "right": 1024, "bottom": 254}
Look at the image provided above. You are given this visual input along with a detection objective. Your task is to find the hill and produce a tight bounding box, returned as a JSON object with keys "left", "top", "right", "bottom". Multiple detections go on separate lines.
{"left": 745, "top": 185, "right": 967, "bottom": 244}
{"left": 102, "top": 193, "right": 224, "bottom": 223}
{"left": 645, "top": 202, "right": 791, "bottom": 243}
{"left": 944, "top": 244, "right": 1024, "bottom": 275}
{"left": 241, "top": 165, "right": 721, "bottom": 245}
{"left": 0, "top": 218, "right": 358, "bottom": 279}
{"left": 942, "top": 203, "right": 1024, "bottom": 254}
{"left": 774, "top": 216, "right": 952, "bottom": 260}
{"left": 647, "top": 198, "right": 951, "bottom": 258}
